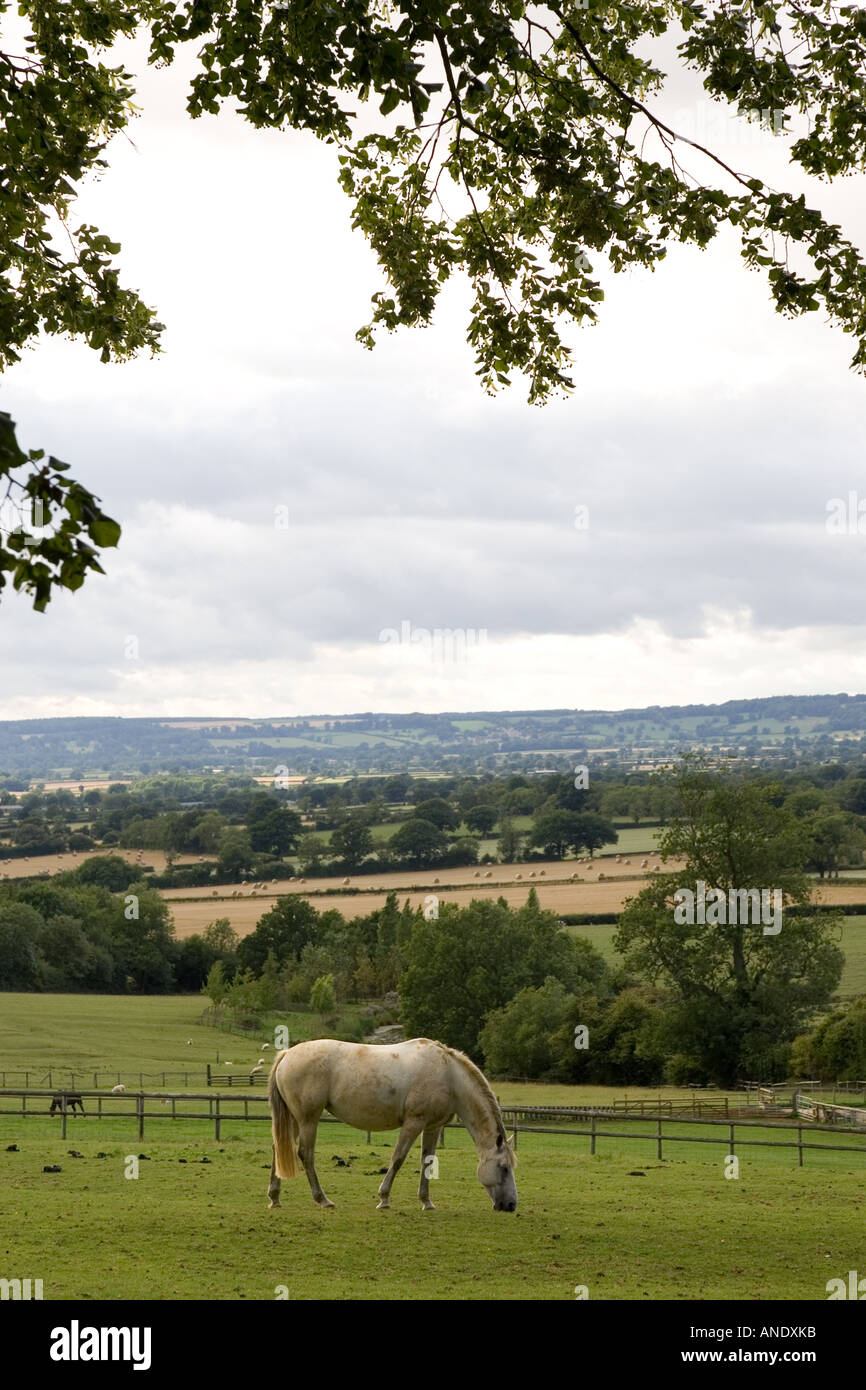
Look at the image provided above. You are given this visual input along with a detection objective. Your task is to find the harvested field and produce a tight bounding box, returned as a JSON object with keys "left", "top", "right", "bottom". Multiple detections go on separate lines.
{"left": 0, "top": 849, "right": 206, "bottom": 879}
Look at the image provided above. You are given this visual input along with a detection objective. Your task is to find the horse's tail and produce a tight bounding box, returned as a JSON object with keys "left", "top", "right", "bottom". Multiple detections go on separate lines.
{"left": 269, "top": 1051, "right": 302, "bottom": 1179}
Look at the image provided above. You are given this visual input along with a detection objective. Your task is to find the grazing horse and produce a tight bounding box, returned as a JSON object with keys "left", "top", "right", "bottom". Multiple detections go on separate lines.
{"left": 49, "top": 1092, "right": 85, "bottom": 1115}
{"left": 267, "top": 1037, "right": 517, "bottom": 1212}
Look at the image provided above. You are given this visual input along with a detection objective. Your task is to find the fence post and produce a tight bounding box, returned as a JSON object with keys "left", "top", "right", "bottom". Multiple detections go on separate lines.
{"left": 215, "top": 1096, "right": 221, "bottom": 1141}
{"left": 724, "top": 1097, "right": 729, "bottom": 1116}
{"left": 137, "top": 1093, "right": 144, "bottom": 1140}
{"left": 657, "top": 1117, "right": 662, "bottom": 1160}
{"left": 366, "top": 1131, "right": 371, "bottom": 1144}
{"left": 513, "top": 1115, "right": 518, "bottom": 1151}
{"left": 206, "top": 1064, "right": 211, "bottom": 1088}
{"left": 591, "top": 1113, "right": 596, "bottom": 1156}
{"left": 729, "top": 1123, "right": 735, "bottom": 1156}
{"left": 61, "top": 1093, "right": 67, "bottom": 1141}
{"left": 797, "top": 1125, "right": 803, "bottom": 1167}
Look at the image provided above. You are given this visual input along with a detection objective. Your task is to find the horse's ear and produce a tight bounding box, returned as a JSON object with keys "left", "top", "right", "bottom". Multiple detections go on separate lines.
{"left": 506, "top": 1132, "right": 515, "bottom": 1147}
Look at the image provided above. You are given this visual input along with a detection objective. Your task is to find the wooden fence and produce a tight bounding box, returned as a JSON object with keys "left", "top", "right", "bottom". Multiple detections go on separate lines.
{"left": 3, "top": 1089, "right": 865, "bottom": 1165}
{"left": 0, "top": 1067, "right": 267, "bottom": 1090}
{"left": 794, "top": 1094, "right": 866, "bottom": 1128}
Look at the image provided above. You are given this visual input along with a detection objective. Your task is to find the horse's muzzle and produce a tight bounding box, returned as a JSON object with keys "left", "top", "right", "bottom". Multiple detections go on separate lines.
{"left": 494, "top": 1200, "right": 517, "bottom": 1212}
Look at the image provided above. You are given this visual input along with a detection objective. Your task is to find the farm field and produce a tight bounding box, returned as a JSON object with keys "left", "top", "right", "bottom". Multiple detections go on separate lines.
{"left": 0, "top": 848, "right": 197, "bottom": 880}
{"left": 164, "top": 881, "right": 656, "bottom": 938}
{"left": 2, "top": 999, "right": 864, "bottom": 1299}
{"left": 1, "top": 1109, "right": 863, "bottom": 1300}
{"left": 0, "top": 994, "right": 754, "bottom": 1106}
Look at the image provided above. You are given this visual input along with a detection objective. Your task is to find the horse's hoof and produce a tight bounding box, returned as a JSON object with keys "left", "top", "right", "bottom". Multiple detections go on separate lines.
{"left": 268, "top": 1199, "right": 281, "bottom": 1209}
{"left": 376, "top": 1199, "right": 390, "bottom": 1210}
{"left": 316, "top": 1198, "right": 335, "bottom": 1209}
{"left": 421, "top": 1202, "right": 436, "bottom": 1211}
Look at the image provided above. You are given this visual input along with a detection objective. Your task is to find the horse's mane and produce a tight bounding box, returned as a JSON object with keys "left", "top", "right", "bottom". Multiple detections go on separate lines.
{"left": 436, "top": 1042, "right": 514, "bottom": 1158}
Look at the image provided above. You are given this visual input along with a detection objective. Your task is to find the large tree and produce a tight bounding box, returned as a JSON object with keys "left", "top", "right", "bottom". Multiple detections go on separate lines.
{"left": 4, "top": 1, "right": 866, "bottom": 604}
{"left": 615, "top": 761, "right": 844, "bottom": 1083}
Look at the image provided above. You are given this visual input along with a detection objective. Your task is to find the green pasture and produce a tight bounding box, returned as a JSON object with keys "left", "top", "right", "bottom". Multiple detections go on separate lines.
{"left": 1, "top": 994, "right": 865, "bottom": 1299}
{"left": 0, "top": 994, "right": 337, "bottom": 1079}
{"left": 603, "top": 826, "right": 662, "bottom": 855}
{"left": 1, "top": 1112, "right": 862, "bottom": 1300}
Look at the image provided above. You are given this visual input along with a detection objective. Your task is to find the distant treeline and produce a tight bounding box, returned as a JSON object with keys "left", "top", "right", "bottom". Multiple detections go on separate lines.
{"left": 2, "top": 693, "right": 866, "bottom": 778}
{"left": 4, "top": 759, "right": 866, "bottom": 881}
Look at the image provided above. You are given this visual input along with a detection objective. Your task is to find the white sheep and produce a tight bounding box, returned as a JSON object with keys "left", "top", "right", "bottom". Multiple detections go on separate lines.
{"left": 111, "top": 1084, "right": 125, "bottom": 1094}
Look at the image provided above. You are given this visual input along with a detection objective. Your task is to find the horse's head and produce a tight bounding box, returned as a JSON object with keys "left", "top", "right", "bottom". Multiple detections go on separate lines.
{"left": 477, "top": 1131, "right": 517, "bottom": 1212}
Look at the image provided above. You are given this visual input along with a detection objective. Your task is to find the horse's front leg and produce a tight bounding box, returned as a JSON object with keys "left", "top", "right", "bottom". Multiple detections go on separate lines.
{"left": 418, "top": 1123, "right": 444, "bottom": 1211}
{"left": 267, "top": 1146, "right": 281, "bottom": 1209}
{"left": 298, "top": 1115, "right": 334, "bottom": 1208}
{"left": 377, "top": 1118, "right": 425, "bottom": 1210}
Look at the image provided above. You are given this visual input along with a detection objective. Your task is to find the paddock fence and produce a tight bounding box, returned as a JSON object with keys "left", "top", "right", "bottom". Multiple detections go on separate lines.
{"left": 2, "top": 1089, "right": 865, "bottom": 1166}
{"left": 0, "top": 1067, "right": 268, "bottom": 1090}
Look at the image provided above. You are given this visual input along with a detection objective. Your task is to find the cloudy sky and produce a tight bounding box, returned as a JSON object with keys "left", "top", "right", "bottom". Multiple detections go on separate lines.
{"left": 2, "top": 24, "right": 866, "bottom": 720}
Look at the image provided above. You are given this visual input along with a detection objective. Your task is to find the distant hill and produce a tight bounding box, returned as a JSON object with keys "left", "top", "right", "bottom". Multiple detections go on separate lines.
{"left": 1, "top": 693, "right": 866, "bottom": 781}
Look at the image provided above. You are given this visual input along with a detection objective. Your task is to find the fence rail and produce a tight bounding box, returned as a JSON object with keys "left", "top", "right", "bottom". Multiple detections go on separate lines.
{"left": 794, "top": 1094, "right": 866, "bottom": 1128}
{"left": 2, "top": 1089, "right": 865, "bottom": 1164}
{"left": 0, "top": 1067, "right": 268, "bottom": 1090}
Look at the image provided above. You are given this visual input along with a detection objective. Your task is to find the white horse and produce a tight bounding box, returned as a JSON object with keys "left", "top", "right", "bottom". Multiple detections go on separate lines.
{"left": 267, "top": 1038, "right": 517, "bottom": 1212}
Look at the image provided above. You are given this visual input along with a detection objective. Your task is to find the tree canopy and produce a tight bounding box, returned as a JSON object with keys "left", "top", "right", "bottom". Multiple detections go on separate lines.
{"left": 3, "top": 1, "right": 866, "bottom": 604}
{"left": 615, "top": 761, "right": 844, "bottom": 1082}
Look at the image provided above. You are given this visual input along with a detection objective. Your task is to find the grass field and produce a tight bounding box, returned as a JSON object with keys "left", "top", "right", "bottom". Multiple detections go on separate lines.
{"left": 1, "top": 995, "right": 864, "bottom": 1300}
{"left": 0, "top": 1000, "right": 861, "bottom": 1301}
{"left": 2, "top": 1120, "right": 863, "bottom": 1300}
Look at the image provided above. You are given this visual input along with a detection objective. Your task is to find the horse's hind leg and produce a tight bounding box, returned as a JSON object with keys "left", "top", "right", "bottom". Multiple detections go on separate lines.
{"left": 418, "top": 1123, "right": 444, "bottom": 1211}
{"left": 267, "top": 1146, "right": 281, "bottom": 1209}
{"left": 298, "top": 1115, "right": 334, "bottom": 1208}
{"left": 377, "top": 1117, "right": 425, "bottom": 1210}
